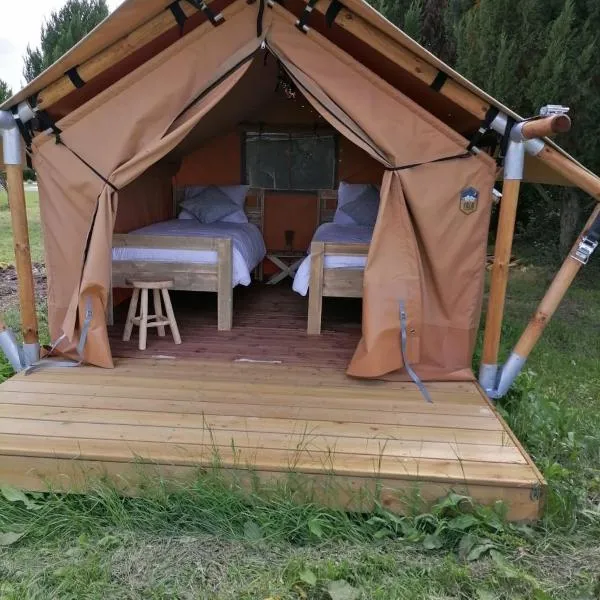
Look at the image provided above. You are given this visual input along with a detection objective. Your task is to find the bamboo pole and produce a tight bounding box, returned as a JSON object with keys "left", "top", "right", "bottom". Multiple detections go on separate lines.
{"left": 520, "top": 114, "right": 571, "bottom": 139}
{"left": 5, "top": 165, "right": 38, "bottom": 345}
{"left": 481, "top": 178, "right": 521, "bottom": 366}
{"left": 513, "top": 203, "right": 600, "bottom": 359}
{"left": 36, "top": 0, "right": 212, "bottom": 110}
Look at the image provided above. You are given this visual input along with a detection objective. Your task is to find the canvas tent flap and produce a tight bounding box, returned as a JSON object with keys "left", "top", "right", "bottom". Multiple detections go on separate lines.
{"left": 267, "top": 10, "right": 496, "bottom": 378}
{"left": 33, "top": 3, "right": 264, "bottom": 366}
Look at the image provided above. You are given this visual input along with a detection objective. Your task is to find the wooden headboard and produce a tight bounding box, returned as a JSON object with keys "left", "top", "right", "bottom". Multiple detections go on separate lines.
{"left": 174, "top": 186, "right": 265, "bottom": 231}
{"left": 174, "top": 186, "right": 338, "bottom": 231}
{"left": 318, "top": 189, "right": 338, "bottom": 225}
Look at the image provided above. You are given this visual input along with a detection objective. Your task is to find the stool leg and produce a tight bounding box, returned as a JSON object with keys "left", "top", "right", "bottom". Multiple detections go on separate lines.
{"left": 153, "top": 289, "right": 166, "bottom": 337}
{"left": 161, "top": 288, "right": 181, "bottom": 345}
{"left": 139, "top": 288, "right": 149, "bottom": 350}
{"left": 123, "top": 288, "right": 140, "bottom": 342}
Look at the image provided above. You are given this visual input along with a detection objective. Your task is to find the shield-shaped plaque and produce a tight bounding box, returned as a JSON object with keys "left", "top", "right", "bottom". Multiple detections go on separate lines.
{"left": 460, "top": 187, "right": 479, "bottom": 215}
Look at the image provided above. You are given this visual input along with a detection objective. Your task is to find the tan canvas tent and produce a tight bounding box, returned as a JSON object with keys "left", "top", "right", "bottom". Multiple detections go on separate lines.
{"left": 3, "top": 0, "right": 600, "bottom": 519}
{"left": 0, "top": 0, "right": 599, "bottom": 391}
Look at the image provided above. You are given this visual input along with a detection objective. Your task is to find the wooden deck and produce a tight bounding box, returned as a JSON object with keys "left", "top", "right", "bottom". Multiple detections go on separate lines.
{"left": 0, "top": 285, "right": 545, "bottom": 520}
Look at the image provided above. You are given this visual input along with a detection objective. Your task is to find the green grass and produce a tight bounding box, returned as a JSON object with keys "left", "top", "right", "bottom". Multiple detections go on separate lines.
{"left": 0, "top": 208, "right": 599, "bottom": 597}
{"left": 0, "top": 187, "right": 43, "bottom": 265}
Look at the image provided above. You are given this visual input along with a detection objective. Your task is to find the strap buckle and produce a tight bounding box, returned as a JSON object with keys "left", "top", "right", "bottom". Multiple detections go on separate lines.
{"left": 571, "top": 236, "right": 598, "bottom": 265}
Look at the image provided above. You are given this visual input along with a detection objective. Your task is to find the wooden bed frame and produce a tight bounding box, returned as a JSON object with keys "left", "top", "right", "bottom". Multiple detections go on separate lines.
{"left": 111, "top": 188, "right": 265, "bottom": 332}
{"left": 307, "top": 241, "right": 369, "bottom": 335}
{"left": 306, "top": 189, "right": 370, "bottom": 335}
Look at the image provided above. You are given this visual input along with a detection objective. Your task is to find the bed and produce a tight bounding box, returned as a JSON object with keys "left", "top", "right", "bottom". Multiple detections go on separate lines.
{"left": 292, "top": 183, "right": 379, "bottom": 334}
{"left": 111, "top": 187, "right": 265, "bottom": 331}
{"left": 293, "top": 223, "right": 371, "bottom": 334}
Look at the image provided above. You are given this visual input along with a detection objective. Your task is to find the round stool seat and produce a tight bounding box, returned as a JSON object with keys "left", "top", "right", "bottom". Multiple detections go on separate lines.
{"left": 127, "top": 279, "right": 173, "bottom": 290}
{"left": 122, "top": 280, "right": 181, "bottom": 350}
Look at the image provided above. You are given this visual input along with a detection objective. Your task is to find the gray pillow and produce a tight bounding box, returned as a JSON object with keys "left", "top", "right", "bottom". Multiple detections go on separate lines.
{"left": 180, "top": 185, "right": 239, "bottom": 224}
{"left": 340, "top": 186, "right": 380, "bottom": 226}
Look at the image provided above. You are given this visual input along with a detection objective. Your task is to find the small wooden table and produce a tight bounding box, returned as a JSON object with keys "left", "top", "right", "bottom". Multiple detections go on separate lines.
{"left": 265, "top": 251, "right": 306, "bottom": 286}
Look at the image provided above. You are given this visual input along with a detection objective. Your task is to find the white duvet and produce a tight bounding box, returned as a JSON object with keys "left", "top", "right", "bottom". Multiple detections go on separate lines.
{"left": 293, "top": 223, "right": 373, "bottom": 296}
{"left": 112, "top": 220, "right": 266, "bottom": 288}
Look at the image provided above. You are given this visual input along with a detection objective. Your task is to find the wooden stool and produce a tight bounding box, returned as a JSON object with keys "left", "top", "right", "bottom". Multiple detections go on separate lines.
{"left": 122, "top": 280, "right": 181, "bottom": 350}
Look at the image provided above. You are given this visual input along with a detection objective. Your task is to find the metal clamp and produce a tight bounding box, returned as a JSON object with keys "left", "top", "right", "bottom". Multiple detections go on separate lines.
{"left": 571, "top": 236, "right": 598, "bottom": 265}
{"left": 539, "top": 104, "right": 570, "bottom": 117}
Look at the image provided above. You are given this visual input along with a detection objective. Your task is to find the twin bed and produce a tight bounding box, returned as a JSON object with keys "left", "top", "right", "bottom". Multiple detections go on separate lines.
{"left": 111, "top": 184, "right": 376, "bottom": 333}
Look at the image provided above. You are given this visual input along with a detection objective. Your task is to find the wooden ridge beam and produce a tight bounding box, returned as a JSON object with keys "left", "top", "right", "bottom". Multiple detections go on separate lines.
{"left": 302, "top": 0, "right": 600, "bottom": 200}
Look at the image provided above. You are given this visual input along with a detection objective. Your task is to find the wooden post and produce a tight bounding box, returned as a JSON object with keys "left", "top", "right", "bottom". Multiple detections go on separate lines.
{"left": 513, "top": 203, "right": 600, "bottom": 360}
{"left": 5, "top": 165, "right": 38, "bottom": 345}
{"left": 217, "top": 238, "right": 233, "bottom": 331}
{"left": 481, "top": 178, "right": 521, "bottom": 367}
{"left": 307, "top": 241, "right": 325, "bottom": 335}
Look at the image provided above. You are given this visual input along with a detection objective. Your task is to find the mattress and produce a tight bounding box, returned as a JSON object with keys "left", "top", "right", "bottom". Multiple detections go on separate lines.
{"left": 112, "top": 220, "right": 266, "bottom": 288}
{"left": 292, "top": 223, "right": 373, "bottom": 296}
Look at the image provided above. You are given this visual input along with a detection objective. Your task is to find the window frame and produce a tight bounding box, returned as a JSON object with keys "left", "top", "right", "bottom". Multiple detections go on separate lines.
{"left": 241, "top": 126, "right": 339, "bottom": 192}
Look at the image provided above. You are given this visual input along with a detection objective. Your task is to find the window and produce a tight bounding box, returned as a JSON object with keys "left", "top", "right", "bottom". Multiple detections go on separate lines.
{"left": 244, "top": 131, "right": 336, "bottom": 190}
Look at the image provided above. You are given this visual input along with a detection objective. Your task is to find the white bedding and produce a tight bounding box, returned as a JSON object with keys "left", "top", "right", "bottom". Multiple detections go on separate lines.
{"left": 292, "top": 223, "right": 373, "bottom": 296}
{"left": 112, "top": 220, "right": 266, "bottom": 288}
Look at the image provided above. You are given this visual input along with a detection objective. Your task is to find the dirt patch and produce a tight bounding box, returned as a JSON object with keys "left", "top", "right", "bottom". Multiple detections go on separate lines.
{"left": 0, "top": 262, "right": 47, "bottom": 314}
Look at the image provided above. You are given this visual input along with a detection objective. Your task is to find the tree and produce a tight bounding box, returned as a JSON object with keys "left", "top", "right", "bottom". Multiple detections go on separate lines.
{"left": 0, "top": 80, "right": 12, "bottom": 104}
{"left": 23, "top": 0, "right": 109, "bottom": 83}
{"left": 455, "top": 0, "right": 600, "bottom": 255}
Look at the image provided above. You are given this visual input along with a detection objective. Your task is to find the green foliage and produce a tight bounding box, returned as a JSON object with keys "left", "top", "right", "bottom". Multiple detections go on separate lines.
{"left": 23, "top": 0, "right": 109, "bottom": 83}
{"left": 403, "top": 0, "right": 424, "bottom": 44}
{"left": 0, "top": 79, "right": 12, "bottom": 104}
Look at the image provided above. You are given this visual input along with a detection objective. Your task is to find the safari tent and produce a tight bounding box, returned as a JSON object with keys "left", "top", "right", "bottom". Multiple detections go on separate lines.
{"left": 0, "top": 0, "right": 598, "bottom": 520}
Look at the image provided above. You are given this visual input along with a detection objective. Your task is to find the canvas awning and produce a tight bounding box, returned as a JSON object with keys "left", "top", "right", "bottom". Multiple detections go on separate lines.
{"left": 2, "top": 0, "right": 599, "bottom": 194}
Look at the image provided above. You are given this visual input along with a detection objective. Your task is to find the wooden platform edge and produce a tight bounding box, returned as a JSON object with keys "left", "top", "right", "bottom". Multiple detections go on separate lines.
{"left": 475, "top": 382, "right": 547, "bottom": 514}
{"left": 1, "top": 454, "right": 543, "bottom": 521}
{"left": 0, "top": 454, "right": 543, "bottom": 521}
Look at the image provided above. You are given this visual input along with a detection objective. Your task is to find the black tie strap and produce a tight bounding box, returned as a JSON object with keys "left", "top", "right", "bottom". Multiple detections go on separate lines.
{"left": 296, "top": 0, "right": 319, "bottom": 33}
{"left": 430, "top": 71, "right": 448, "bottom": 92}
{"left": 169, "top": 1, "right": 188, "bottom": 34}
{"left": 65, "top": 66, "right": 86, "bottom": 89}
{"left": 186, "top": 0, "right": 224, "bottom": 26}
{"left": 467, "top": 106, "right": 499, "bottom": 153}
{"left": 325, "top": 0, "right": 343, "bottom": 27}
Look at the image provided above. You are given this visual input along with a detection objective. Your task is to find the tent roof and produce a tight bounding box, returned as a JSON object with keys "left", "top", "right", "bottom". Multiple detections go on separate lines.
{"left": 1, "top": 0, "right": 598, "bottom": 190}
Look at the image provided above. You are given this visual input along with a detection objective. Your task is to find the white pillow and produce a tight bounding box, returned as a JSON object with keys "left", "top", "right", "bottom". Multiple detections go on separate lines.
{"left": 334, "top": 182, "right": 379, "bottom": 226}
{"left": 182, "top": 185, "right": 249, "bottom": 223}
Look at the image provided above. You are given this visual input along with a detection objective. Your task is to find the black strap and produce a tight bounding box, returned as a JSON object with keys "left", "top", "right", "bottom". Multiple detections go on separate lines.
{"left": 499, "top": 115, "right": 516, "bottom": 163}
{"left": 325, "top": 0, "right": 343, "bottom": 27}
{"left": 169, "top": 1, "right": 188, "bottom": 34}
{"left": 430, "top": 71, "right": 448, "bottom": 92}
{"left": 186, "top": 0, "right": 223, "bottom": 26}
{"left": 467, "top": 105, "right": 499, "bottom": 153}
{"left": 65, "top": 66, "right": 86, "bottom": 89}
{"left": 296, "top": 0, "right": 319, "bottom": 33}
{"left": 387, "top": 152, "right": 472, "bottom": 172}
{"left": 11, "top": 107, "right": 33, "bottom": 153}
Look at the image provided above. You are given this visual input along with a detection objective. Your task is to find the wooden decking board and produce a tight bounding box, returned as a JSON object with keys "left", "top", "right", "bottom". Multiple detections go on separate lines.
{"left": 0, "top": 387, "right": 495, "bottom": 418}
{"left": 0, "top": 402, "right": 499, "bottom": 440}
{"left": 0, "top": 286, "right": 545, "bottom": 519}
